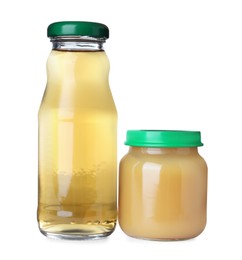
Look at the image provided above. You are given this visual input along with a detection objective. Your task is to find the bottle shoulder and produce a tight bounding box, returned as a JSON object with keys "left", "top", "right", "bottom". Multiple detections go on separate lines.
{"left": 40, "top": 49, "right": 116, "bottom": 115}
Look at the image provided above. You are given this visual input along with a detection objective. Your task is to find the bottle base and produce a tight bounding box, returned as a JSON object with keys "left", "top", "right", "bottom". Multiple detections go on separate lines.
{"left": 39, "top": 223, "right": 115, "bottom": 240}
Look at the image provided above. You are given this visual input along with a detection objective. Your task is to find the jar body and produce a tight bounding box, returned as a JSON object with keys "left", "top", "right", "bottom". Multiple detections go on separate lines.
{"left": 119, "top": 147, "right": 207, "bottom": 240}
{"left": 38, "top": 41, "right": 117, "bottom": 239}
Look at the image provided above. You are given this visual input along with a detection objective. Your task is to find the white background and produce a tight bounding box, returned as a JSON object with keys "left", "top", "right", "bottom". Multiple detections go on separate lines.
{"left": 0, "top": 0, "right": 242, "bottom": 259}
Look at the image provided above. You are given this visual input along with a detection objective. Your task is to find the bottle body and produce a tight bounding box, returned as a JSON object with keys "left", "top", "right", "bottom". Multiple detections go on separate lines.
{"left": 119, "top": 146, "right": 207, "bottom": 240}
{"left": 38, "top": 43, "right": 117, "bottom": 239}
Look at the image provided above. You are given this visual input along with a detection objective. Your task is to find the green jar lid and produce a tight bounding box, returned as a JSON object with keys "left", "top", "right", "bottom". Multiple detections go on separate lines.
{"left": 47, "top": 21, "right": 109, "bottom": 38}
{"left": 125, "top": 130, "right": 203, "bottom": 148}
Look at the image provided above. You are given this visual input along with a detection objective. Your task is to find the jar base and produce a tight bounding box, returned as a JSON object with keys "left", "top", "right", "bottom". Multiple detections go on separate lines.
{"left": 39, "top": 223, "right": 115, "bottom": 240}
{"left": 125, "top": 233, "right": 200, "bottom": 241}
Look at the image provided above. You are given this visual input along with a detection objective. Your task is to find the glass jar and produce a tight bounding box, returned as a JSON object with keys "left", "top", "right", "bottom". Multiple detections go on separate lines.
{"left": 119, "top": 130, "right": 207, "bottom": 240}
{"left": 38, "top": 21, "right": 117, "bottom": 240}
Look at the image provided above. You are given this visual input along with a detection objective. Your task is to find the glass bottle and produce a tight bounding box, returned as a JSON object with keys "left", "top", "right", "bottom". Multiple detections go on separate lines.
{"left": 38, "top": 21, "right": 117, "bottom": 240}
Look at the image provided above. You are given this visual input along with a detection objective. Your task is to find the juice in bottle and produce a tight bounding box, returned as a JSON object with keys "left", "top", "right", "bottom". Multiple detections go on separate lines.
{"left": 38, "top": 22, "right": 117, "bottom": 239}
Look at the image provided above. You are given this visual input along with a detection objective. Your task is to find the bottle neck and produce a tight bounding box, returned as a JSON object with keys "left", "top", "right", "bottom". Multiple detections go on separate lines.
{"left": 50, "top": 36, "right": 105, "bottom": 51}
{"left": 46, "top": 36, "right": 110, "bottom": 89}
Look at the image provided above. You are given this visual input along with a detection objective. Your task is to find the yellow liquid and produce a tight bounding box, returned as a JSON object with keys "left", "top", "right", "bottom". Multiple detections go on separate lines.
{"left": 38, "top": 50, "right": 117, "bottom": 239}
{"left": 119, "top": 147, "right": 207, "bottom": 240}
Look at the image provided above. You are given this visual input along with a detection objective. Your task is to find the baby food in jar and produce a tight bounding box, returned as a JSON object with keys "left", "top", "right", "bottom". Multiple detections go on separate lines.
{"left": 119, "top": 130, "right": 207, "bottom": 240}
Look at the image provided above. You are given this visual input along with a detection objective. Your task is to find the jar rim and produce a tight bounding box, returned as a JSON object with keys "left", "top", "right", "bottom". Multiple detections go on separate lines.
{"left": 124, "top": 130, "right": 203, "bottom": 148}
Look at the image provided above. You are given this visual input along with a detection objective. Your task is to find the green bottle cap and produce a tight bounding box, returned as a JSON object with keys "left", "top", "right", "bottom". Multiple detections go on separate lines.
{"left": 47, "top": 21, "right": 109, "bottom": 39}
{"left": 125, "top": 130, "right": 203, "bottom": 148}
